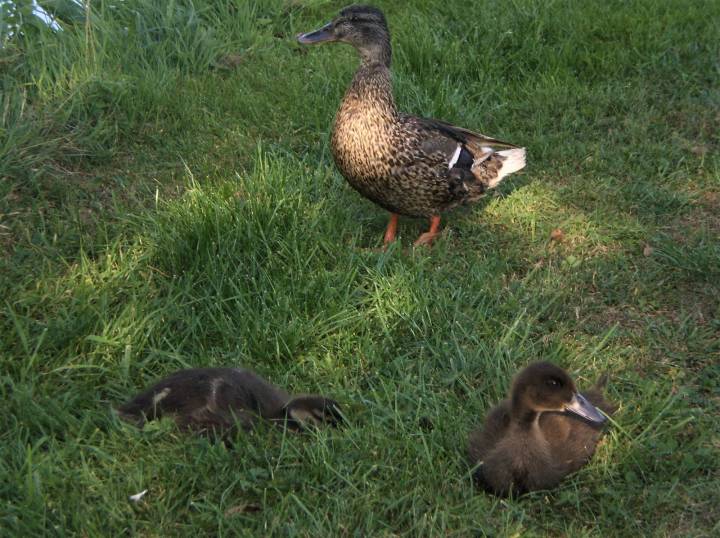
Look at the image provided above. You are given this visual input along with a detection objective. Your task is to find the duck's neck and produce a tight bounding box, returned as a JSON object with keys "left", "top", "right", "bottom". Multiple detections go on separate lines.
{"left": 341, "top": 36, "right": 392, "bottom": 102}
{"left": 514, "top": 408, "right": 541, "bottom": 429}
{"left": 363, "top": 38, "right": 391, "bottom": 66}
{"left": 512, "top": 394, "right": 541, "bottom": 429}
{"left": 343, "top": 60, "right": 397, "bottom": 117}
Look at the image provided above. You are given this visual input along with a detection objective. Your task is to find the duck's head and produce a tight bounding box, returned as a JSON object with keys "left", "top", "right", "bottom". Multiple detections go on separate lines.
{"left": 282, "top": 396, "right": 345, "bottom": 431}
{"left": 297, "top": 5, "right": 391, "bottom": 66}
{"left": 511, "top": 362, "right": 607, "bottom": 424}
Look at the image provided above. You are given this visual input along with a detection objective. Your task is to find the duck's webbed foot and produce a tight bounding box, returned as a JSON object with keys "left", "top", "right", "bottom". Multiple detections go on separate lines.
{"left": 414, "top": 215, "right": 441, "bottom": 247}
{"left": 282, "top": 396, "right": 344, "bottom": 431}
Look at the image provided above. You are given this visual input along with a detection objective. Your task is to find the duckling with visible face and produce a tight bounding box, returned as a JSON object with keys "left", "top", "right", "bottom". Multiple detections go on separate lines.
{"left": 117, "top": 368, "right": 343, "bottom": 436}
{"left": 467, "top": 362, "right": 616, "bottom": 496}
{"left": 298, "top": 5, "right": 526, "bottom": 246}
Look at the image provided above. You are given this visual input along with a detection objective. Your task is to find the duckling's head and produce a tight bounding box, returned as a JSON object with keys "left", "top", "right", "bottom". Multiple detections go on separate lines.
{"left": 282, "top": 396, "right": 345, "bottom": 431}
{"left": 511, "top": 362, "right": 607, "bottom": 424}
{"left": 297, "top": 5, "right": 391, "bottom": 66}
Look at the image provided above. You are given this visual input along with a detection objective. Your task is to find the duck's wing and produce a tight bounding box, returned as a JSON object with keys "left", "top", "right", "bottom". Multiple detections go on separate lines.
{"left": 116, "top": 368, "right": 218, "bottom": 425}
{"left": 407, "top": 116, "right": 519, "bottom": 161}
{"left": 117, "top": 368, "right": 265, "bottom": 432}
{"left": 400, "top": 115, "right": 526, "bottom": 191}
{"left": 415, "top": 117, "right": 521, "bottom": 154}
{"left": 467, "top": 400, "right": 511, "bottom": 464}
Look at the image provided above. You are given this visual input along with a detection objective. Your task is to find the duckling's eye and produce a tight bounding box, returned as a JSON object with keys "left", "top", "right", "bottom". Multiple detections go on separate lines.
{"left": 546, "top": 378, "right": 562, "bottom": 388}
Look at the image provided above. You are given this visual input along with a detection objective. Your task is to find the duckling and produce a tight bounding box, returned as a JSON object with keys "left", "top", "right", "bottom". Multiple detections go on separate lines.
{"left": 467, "top": 362, "right": 616, "bottom": 496}
{"left": 298, "top": 5, "right": 526, "bottom": 246}
{"left": 117, "top": 367, "right": 343, "bottom": 435}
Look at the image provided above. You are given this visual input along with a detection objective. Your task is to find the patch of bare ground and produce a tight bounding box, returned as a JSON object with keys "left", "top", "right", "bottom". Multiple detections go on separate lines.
{"left": 665, "top": 190, "right": 720, "bottom": 238}
{"left": 587, "top": 284, "right": 717, "bottom": 327}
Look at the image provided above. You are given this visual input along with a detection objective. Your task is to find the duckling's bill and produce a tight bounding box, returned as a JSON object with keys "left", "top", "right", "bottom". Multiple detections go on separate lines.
{"left": 564, "top": 393, "right": 607, "bottom": 424}
{"left": 297, "top": 23, "right": 335, "bottom": 44}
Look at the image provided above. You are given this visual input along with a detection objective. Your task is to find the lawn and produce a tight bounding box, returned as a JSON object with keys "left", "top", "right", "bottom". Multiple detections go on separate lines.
{"left": 1, "top": 0, "right": 719, "bottom": 535}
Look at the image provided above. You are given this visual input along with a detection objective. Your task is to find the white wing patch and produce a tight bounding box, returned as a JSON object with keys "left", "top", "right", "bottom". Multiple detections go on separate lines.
{"left": 207, "top": 377, "right": 224, "bottom": 411}
{"left": 152, "top": 388, "right": 171, "bottom": 406}
{"left": 448, "top": 144, "right": 462, "bottom": 169}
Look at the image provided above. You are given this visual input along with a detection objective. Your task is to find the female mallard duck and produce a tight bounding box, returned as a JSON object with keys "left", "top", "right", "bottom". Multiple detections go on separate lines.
{"left": 298, "top": 5, "right": 526, "bottom": 246}
{"left": 467, "top": 362, "right": 616, "bottom": 496}
{"left": 117, "top": 367, "right": 343, "bottom": 435}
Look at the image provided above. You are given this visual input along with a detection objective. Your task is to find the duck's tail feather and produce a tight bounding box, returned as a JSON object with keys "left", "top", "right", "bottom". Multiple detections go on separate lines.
{"left": 484, "top": 147, "right": 526, "bottom": 189}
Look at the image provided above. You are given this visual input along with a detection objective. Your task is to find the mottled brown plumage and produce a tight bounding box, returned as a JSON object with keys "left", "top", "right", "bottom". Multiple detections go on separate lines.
{"left": 298, "top": 5, "right": 526, "bottom": 245}
{"left": 467, "top": 362, "right": 616, "bottom": 497}
{"left": 117, "top": 367, "right": 343, "bottom": 437}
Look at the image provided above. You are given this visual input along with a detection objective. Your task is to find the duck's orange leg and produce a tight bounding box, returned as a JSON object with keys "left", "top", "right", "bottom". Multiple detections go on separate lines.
{"left": 383, "top": 213, "right": 399, "bottom": 245}
{"left": 414, "top": 215, "right": 441, "bottom": 247}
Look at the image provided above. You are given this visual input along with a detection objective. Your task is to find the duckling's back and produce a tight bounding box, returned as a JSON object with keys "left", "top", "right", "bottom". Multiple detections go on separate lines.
{"left": 117, "top": 368, "right": 290, "bottom": 431}
{"left": 467, "top": 402, "right": 510, "bottom": 466}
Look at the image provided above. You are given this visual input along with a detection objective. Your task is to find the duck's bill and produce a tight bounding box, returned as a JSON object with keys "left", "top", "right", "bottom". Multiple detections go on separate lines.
{"left": 297, "top": 22, "right": 335, "bottom": 44}
{"left": 564, "top": 393, "right": 607, "bottom": 424}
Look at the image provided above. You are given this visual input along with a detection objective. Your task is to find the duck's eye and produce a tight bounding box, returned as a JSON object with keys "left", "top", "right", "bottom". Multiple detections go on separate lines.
{"left": 546, "top": 378, "right": 562, "bottom": 388}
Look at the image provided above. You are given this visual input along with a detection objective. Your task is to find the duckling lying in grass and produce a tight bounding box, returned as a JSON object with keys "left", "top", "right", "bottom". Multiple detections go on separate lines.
{"left": 467, "top": 362, "right": 616, "bottom": 496}
{"left": 117, "top": 368, "right": 343, "bottom": 436}
{"left": 298, "top": 5, "right": 526, "bottom": 246}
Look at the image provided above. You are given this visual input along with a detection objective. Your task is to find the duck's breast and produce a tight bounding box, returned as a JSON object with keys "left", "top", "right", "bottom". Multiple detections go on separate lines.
{"left": 332, "top": 109, "right": 453, "bottom": 216}
{"left": 540, "top": 412, "right": 604, "bottom": 472}
{"left": 331, "top": 98, "right": 396, "bottom": 183}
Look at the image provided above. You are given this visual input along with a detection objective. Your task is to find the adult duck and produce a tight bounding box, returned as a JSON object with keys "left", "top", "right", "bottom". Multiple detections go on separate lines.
{"left": 117, "top": 367, "right": 343, "bottom": 435}
{"left": 298, "top": 5, "right": 526, "bottom": 246}
{"left": 467, "top": 362, "right": 616, "bottom": 496}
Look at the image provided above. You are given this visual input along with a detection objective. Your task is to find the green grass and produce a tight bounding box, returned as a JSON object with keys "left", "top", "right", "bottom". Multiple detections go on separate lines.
{"left": 2, "top": 0, "right": 719, "bottom": 535}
